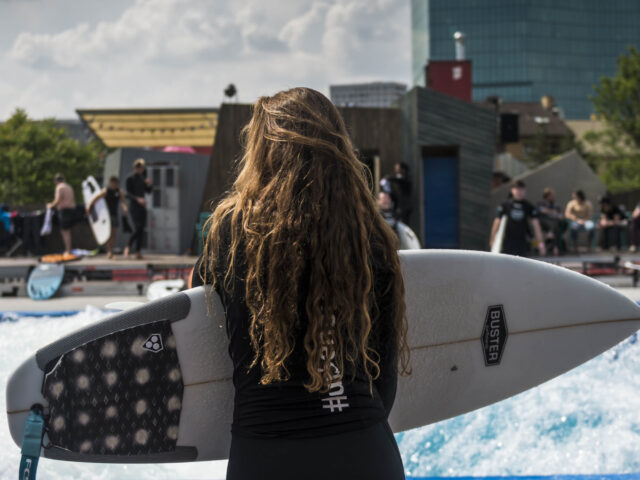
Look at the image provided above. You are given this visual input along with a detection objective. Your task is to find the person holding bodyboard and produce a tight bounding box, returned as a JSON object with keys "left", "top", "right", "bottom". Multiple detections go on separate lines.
{"left": 86, "top": 176, "right": 128, "bottom": 258}
{"left": 490, "top": 180, "right": 546, "bottom": 257}
{"left": 192, "top": 88, "right": 410, "bottom": 480}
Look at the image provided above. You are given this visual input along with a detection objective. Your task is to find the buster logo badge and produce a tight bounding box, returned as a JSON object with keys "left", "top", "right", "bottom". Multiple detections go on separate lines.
{"left": 482, "top": 305, "right": 507, "bottom": 366}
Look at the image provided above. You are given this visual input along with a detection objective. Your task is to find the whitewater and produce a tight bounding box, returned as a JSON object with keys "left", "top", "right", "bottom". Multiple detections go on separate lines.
{"left": 1, "top": 307, "right": 639, "bottom": 479}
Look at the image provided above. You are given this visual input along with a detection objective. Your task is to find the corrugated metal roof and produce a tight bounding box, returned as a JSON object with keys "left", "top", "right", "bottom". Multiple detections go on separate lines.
{"left": 76, "top": 108, "right": 218, "bottom": 148}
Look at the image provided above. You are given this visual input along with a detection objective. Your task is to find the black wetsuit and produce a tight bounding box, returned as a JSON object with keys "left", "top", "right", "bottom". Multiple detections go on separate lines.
{"left": 105, "top": 188, "right": 121, "bottom": 228}
{"left": 191, "top": 216, "right": 404, "bottom": 480}
{"left": 125, "top": 173, "right": 152, "bottom": 253}
{"left": 496, "top": 199, "right": 538, "bottom": 256}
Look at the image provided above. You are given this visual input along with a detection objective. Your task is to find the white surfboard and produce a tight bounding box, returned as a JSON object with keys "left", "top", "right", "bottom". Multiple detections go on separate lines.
{"left": 82, "top": 176, "right": 111, "bottom": 246}
{"left": 6, "top": 251, "right": 640, "bottom": 463}
{"left": 397, "top": 221, "right": 421, "bottom": 250}
{"left": 491, "top": 214, "right": 507, "bottom": 253}
{"left": 623, "top": 261, "right": 640, "bottom": 271}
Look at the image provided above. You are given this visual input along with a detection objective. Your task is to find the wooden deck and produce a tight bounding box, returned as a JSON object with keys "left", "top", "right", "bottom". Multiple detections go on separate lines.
{"left": 2, "top": 250, "right": 639, "bottom": 296}
{"left": 0, "top": 254, "right": 198, "bottom": 298}
{"left": 0, "top": 253, "right": 197, "bottom": 269}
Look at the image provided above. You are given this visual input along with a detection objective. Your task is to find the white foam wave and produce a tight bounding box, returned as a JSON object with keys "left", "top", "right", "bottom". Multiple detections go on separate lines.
{"left": 1, "top": 311, "right": 639, "bottom": 479}
{"left": 397, "top": 333, "right": 640, "bottom": 477}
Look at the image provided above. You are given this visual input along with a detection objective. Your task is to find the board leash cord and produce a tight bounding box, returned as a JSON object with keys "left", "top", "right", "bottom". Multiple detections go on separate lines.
{"left": 19, "top": 405, "right": 45, "bottom": 480}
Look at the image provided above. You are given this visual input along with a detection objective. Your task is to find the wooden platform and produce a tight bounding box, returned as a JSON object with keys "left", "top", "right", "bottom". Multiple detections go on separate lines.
{"left": 3, "top": 251, "right": 640, "bottom": 298}
{"left": 0, "top": 253, "right": 197, "bottom": 269}
{"left": 0, "top": 254, "right": 197, "bottom": 298}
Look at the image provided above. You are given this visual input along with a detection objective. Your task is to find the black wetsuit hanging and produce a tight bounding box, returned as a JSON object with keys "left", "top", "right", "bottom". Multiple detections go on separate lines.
{"left": 105, "top": 187, "right": 120, "bottom": 227}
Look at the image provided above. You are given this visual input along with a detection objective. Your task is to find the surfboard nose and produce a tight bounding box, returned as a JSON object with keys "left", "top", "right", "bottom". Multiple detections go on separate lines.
{"left": 391, "top": 250, "right": 640, "bottom": 433}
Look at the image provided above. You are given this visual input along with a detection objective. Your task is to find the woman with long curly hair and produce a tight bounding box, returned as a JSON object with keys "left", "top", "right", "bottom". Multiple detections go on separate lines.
{"left": 193, "top": 87, "right": 410, "bottom": 479}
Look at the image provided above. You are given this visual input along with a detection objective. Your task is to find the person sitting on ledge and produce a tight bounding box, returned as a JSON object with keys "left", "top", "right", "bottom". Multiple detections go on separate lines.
{"left": 598, "top": 197, "right": 625, "bottom": 252}
{"left": 565, "top": 189, "right": 594, "bottom": 253}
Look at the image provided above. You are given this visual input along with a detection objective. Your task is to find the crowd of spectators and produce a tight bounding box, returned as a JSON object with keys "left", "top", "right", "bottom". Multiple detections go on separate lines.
{"left": 492, "top": 180, "right": 639, "bottom": 257}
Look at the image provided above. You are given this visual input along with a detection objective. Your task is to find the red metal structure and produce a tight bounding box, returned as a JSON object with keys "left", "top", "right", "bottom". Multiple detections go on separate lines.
{"left": 426, "top": 60, "right": 472, "bottom": 102}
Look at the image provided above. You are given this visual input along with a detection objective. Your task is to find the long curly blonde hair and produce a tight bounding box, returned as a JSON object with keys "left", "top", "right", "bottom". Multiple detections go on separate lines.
{"left": 202, "top": 87, "right": 409, "bottom": 392}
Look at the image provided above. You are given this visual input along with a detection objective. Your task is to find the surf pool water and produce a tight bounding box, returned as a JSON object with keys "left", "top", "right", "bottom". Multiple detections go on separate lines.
{"left": 1, "top": 309, "right": 639, "bottom": 479}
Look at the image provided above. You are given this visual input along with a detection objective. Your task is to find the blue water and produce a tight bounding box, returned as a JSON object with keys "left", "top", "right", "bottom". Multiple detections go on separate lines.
{"left": 407, "top": 476, "right": 640, "bottom": 480}
{"left": 397, "top": 332, "right": 640, "bottom": 477}
{"left": 0, "top": 310, "right": 639, "bottom": 479}
{"left": 0, "top": 310, "right": 80, "bottom": 320}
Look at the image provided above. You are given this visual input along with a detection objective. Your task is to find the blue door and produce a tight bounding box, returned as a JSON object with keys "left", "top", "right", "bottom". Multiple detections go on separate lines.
{"left": 423, "top": 156, "right": 459, "bottom": 248}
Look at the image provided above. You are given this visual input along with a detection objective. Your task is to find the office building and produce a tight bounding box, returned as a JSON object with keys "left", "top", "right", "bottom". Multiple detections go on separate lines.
{"left": 330, "top": 82, "right": 407, "bottom": 108}
{"left": 411, "top": 0, "right": 640, "bottom": 118}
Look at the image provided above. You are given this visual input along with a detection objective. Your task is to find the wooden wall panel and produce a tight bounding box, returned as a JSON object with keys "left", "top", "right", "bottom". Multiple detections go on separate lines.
{"left": 200, "top": 104, "right": 403, "bottom": 212}
{"left": 401, "top": 87, "right": 496, "bottom": 250}
{"left": 198, "top": 90, "right": 495, "bottom": 252}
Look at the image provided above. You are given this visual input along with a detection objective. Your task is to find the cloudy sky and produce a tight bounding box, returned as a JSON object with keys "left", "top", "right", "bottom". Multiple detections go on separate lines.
{"left": 0, "top": 0, "right": 410, "bottom": 119}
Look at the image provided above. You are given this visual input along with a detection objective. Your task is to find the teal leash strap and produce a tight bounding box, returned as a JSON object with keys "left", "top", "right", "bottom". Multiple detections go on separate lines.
{"left": 19, "top": 406, "right": 45, "bottom": 480}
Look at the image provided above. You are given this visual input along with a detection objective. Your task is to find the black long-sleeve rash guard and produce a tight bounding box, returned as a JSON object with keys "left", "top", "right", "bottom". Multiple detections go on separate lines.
{"left": 192, "top": 215, "right": 400, "bottom": 439}
{"left": 125, "top": 173, "right": 152, "bottom": 210}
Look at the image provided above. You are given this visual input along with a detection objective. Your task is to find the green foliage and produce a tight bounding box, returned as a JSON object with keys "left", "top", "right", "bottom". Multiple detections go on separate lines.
{"left": 591, "top": 46, "right": 640, "bottom": 149}
{"left": 583, "top": 127, "right": 640, "bottom": 193}
{"left": 0, "top": 109, "right": 103, "bottom": 208}
{"left": 524, "top": 125, "right": 579, "bottom": 167}
{"left": 587, "top": 46, "right": 640, "bottom": 193}
{"left": 596, "top": 155, "right": 640, "bottom": 193}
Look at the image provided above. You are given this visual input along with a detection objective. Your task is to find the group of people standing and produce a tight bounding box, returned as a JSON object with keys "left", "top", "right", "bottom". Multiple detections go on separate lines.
{"left": 47, "top": 158, "right": 152, "bottom": 258}
{"left": 491, "top": 180, "right": 640, "bottom": 256}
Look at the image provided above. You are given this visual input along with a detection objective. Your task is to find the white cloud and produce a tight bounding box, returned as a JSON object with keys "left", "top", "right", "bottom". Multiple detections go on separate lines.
{"left": 279, "top": 2, "right": 329, "bottom": 54}
{"left": 8, "top": 0, "right": 243, "bottom": 68}
{"left": 0, "top": 0, "right": 410, "bottom": 118}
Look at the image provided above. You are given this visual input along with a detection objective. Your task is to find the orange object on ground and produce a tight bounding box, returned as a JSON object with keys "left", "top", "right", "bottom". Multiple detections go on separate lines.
{"left": 40, "top": 253, "right": 80, "bottom": 264}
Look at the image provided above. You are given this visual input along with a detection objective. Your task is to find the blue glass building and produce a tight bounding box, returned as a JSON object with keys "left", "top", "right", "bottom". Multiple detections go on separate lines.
{"left": 411, "top": 0, "right": 640, "bottom": 119}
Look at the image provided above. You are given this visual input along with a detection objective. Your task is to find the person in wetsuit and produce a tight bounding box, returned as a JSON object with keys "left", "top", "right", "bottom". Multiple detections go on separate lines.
{"left": 86, "top": 176, "right": 128, "bottom": 258}
{"left": 124, "top": 158, "right": 152, "bottom": 259}
{"left": 192, "top": 87, "right": 410, "bottom": 480}
{"left": 491, "top": 180, "right": 546, "bottom": 256}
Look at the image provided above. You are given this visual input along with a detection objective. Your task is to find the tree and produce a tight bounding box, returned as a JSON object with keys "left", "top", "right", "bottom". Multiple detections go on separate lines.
{"left": 587, "top": 46, "right": 640, "bottom": 193}
{"left": 0, "top": 109, "right": 103, "bottom": 208}
{"left": 524, "top": 124, "right": 580, "bottom": 167}
{"left": 591, "top": 46, "right": 640, "bottom": 149}
{"left": 583, "top": 127, "right": 640, "bottom": 193}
